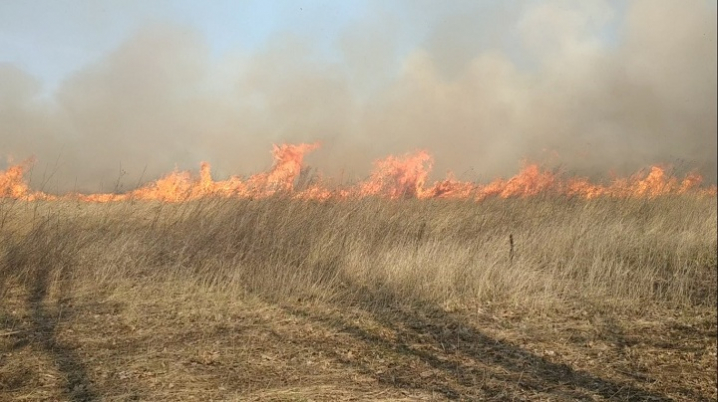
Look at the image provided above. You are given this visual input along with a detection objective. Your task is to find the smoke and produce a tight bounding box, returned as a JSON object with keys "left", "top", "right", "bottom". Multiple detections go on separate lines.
{"left": 1, "top": 0, "right": 716, "bottom": 193}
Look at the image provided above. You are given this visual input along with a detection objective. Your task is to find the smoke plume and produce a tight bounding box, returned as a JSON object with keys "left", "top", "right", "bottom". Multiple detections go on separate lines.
{"left": 1, "top": 0, "right": 716, "bottom": 193}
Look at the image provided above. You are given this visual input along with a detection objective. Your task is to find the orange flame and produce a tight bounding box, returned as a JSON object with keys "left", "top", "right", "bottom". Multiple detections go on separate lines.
{"left": 1, "top": 143, "right": 716, "bottom": 203}
{"left": 358, "top": 151, "right": 433, "bottom": 199}
{"left": 0, "top": 157, "right": 56, "bottom": 201}
{"left": 0, "top": 158, "right": 32, "bottom": 199}
{"left": 476, "top": 164, "right": 557, "bottom": 200}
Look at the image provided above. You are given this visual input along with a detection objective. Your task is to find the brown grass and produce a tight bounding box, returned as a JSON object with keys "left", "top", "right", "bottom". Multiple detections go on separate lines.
{"left": 0, "top": 195, "right": 716, "bottom": 401}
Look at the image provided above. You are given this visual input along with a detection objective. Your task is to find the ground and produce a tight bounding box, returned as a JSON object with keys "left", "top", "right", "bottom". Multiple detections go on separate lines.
{"left": 1, "top": 278, "right": 715, "bottom": 401}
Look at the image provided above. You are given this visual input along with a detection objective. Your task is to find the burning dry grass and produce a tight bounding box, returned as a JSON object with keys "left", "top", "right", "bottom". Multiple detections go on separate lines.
{"left": 3, "top": 143, "right": 717, "bottom": 203}
{"left": 0, "top": 195, "right": 716, "bottom": 400}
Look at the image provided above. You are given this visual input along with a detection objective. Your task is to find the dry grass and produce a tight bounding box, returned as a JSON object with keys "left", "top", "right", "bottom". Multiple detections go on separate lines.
{"left": 0, "top": 195, "right": 716, "bottom": 401}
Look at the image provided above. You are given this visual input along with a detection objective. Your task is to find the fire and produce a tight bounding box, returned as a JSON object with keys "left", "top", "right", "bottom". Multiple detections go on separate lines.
{"left": 0, "top": 159, "right": 32, "bottom": 199}
{"left": 358, "top": 151, "right": 433, "bottom": 199}
{"left": 0, "top": 157, "right": 56, "bottom": 201}
{"left": 476, "top": 164, "right": 557, "bottom": 200}
{"left": 73, "top": 143, "right": 319, "bottom": 202}
{"left": 1, "top": 143, "right": 716, "bottom": 203}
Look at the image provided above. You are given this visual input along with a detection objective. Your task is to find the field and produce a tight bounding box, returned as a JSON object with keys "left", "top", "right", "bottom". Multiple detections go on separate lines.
{"left": 0, "top": 195, "right": 716, "bottom": 401}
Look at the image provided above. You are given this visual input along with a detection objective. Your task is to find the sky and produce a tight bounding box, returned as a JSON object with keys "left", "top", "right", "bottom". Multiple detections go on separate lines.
{"left": 1, "top": 1, "right": 369, "bottom": 93}
{"left": 0, "top": 0, "right": 716, "bottom": 192}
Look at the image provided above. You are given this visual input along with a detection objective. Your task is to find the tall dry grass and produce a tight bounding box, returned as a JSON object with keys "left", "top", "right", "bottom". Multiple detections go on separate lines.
{"left": 1, "top": 195, "right": 716, "bottom": 313}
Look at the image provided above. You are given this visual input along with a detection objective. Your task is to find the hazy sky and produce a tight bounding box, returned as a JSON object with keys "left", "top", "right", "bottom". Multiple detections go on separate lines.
{"left": 1, "top": 0, "right": 716, "bottom": 192}
{"left": 1, "top": 1, "right": 367, "bottom": 93}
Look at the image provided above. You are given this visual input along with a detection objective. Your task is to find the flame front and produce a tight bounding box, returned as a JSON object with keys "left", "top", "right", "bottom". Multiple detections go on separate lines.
{"left": 72, "top": 143, "right": 320, "bottom": 202}
{"left": 2, "top": 143, "right": 716, "bottom": 203}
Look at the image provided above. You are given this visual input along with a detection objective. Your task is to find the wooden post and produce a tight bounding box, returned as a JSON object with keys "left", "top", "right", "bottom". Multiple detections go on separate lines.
{"left": 509, "top": 234, "right": 515, "bottom": 265}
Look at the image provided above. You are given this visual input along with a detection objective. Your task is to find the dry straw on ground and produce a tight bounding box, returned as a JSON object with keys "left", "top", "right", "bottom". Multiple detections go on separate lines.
{"left": 1, "top": 195, "right": 716, "bottom": 401}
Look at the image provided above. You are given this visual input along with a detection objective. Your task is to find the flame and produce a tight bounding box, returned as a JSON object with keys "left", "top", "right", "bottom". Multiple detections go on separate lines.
{"left": 357, "top": 151, "right": 433, "bottom": 199}
{"left": 1, "top": 143, "right": 716, "bottom": 203}
{"left": 476, "top": 164, "right": 557, "bottom": 200}
{"left": 423, "top": 172, "right": 475, "bottom": 199}
{"left": 0, "top": 157, "right": 56, "bottom": 201}
{"left": 0, "top": 158, "right": 32, "bottom": 199}
{"left": 73, "top": 143, "right": 320, "bottom": 202}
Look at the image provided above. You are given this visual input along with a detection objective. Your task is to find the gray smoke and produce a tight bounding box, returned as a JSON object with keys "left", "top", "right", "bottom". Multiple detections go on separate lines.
{"left": 1, "top": 0, "right": 715, "bottom": 193}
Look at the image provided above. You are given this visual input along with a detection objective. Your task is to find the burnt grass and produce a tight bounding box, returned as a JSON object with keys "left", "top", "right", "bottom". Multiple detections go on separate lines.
{"left": 1, "top": 196, "right": 716, "bottom": 401}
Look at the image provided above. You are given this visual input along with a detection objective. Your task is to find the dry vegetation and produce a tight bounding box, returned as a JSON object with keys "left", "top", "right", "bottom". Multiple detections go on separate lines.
{"left": 0, "top": 195, "right": 716, "bottom": 401}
